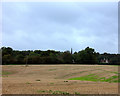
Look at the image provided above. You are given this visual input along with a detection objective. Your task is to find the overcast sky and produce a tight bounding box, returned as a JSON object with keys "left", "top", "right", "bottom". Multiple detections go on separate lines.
{"left": 2, "top": 2, "right": 118, "bottom": 53}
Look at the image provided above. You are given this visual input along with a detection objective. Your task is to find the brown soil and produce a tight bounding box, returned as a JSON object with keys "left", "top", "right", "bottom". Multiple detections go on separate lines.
{"left": 2, "top": 65, "right": 118, "bottom": 94}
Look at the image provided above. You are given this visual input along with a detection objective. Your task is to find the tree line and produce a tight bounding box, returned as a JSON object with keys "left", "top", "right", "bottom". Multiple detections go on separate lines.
{"left": 1, "top": 47, "right": 120, "bottom": 65}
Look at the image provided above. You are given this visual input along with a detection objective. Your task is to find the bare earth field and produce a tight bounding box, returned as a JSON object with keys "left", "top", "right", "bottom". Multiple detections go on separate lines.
{"left": 2, "top": 65, "right": 119, "bottom": 94}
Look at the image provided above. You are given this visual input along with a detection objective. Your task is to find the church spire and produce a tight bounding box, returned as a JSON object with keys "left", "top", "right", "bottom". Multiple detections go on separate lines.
{"left": 71, "top": 48, "right": 73, "bottom": 54}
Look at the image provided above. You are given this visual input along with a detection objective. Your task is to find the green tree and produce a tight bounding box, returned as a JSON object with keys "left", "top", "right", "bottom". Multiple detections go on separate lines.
{"left": 2, "top": 47, "right": 13, "bottom": 56}
{"left": 62, "top": 51, "right": 73, "bottom": 63}
{"left": 76, "top": 47, "right": 98, "bottom": 64}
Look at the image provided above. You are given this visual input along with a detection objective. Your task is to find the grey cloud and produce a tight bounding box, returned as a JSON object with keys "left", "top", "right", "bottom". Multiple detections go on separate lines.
{"left": 2, "top": 2, "right": 118, "bottom": 53}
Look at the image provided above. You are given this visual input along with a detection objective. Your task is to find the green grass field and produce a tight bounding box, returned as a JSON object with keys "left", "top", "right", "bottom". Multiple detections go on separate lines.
{"left": 68, "top": 74, "right": 119, "bottom": 83}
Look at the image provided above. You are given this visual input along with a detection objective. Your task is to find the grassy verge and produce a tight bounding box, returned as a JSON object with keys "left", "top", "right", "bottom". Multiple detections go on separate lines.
{"left": 49, "top": 69, "right": 57, "bottom": 71}
{"left": 2, "top": 71, "right": 12, "bottom": 75}
{"left": 37, "top": 90, "right": 82, "bottom": 94}
{"left": 37, "top": 90, "right": 70, "bottom": 94}
{"left": 0, "top": 71, "right": 14, "bottom": 77}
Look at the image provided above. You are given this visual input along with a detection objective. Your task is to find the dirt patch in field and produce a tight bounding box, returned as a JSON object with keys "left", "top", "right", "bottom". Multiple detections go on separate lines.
{"left": 2, "top": 65, "right": 118, "bottom": 94}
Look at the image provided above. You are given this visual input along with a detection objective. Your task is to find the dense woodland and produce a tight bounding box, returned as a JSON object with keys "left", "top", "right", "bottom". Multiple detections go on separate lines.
{"left": 1, "top": 47, "right": 120, "bottom": 65}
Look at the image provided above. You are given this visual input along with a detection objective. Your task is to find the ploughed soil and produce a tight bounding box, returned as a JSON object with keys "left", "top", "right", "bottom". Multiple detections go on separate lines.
{"left": 2, "top": 65, "right": 118, "bottom": 94}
